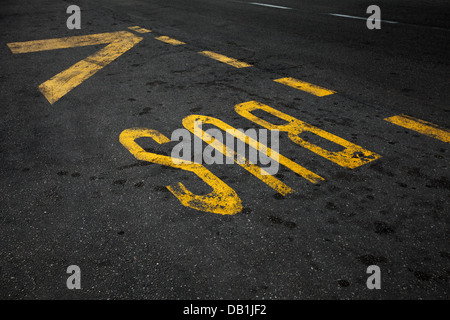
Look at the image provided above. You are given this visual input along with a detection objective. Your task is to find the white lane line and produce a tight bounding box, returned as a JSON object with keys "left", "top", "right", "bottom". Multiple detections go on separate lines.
{"left": 329, "top": 13, "right": 398, "bottom": 24}
{"left": 250, "top": 2, "right": 292, "bottom": 10}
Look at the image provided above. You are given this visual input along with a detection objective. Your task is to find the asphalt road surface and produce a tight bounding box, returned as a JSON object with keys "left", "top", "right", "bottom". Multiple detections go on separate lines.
{"left": 1, "top": 0, "right": 449, "bottom": 300}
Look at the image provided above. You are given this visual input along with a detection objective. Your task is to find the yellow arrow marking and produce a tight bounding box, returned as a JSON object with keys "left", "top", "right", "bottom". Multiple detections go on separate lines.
{"left": 199, "top": 51, "right": 252, "bottom": 68}
{"left": 7, "top": 30, "right": 143, "bottom": 104}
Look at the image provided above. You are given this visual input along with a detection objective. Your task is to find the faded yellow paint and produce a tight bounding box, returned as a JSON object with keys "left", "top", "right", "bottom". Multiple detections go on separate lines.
{"left": 8, "top": 31, "right": 143, "bottom": 104}
{"left": 155, "top": 36, "right": 186, "bottom": 45}
{"left": 198, "top": 51, "right": 252, "bottom": 68}
{"left": 7, "top": 32, "right": 125, "bottom": 53}
{"left": 235, "top": 101, "right": 381, "bottom": 169}
{"left": 274, "top": 77, "right": 336, "bottom": 97}
{"left": 384, "top": 114, "right": 450, "bottom": 143}
{"left": 183, "top": 115, "right": 324, "bottom": 195}
{"left": 119, "top": 128, "right": 242, "bottom": 215}
{"left": 128, "top": 26, "right": 152, "bottom": 33}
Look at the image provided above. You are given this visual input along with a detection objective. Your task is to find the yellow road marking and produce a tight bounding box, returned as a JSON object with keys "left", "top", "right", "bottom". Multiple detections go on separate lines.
{"left": 384, "top": 114, "right": 450, "bottom": 143}
{"left": 183, "top": 115, "right": 294, "bottom": 195}
{"left": 183, "top": 115, "right": 324, "bottom": 195}
{"left": 120, "top": 128, "right": 242, "bottom": 215}
{"left": 155, "top": 36, "right": 186, "bottom": 46}
{"left": 236, "top": 101, "right": 381, "bottom": 169}
{"left": 128, "top": 26, "right": 152, "bottom": 33}
{"left": 7, "top": 31, "right": 143, "bottom": 104}
{"left": 274, "top": 77, "right": 336, "bottom": 97}
{"left": 198, "top": 51, "right": 252, "bottom": 68}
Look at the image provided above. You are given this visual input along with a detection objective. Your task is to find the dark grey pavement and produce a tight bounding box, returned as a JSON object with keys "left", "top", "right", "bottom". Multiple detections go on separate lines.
{"left": 0, "top": 0, "right": 449, "bottom": 299}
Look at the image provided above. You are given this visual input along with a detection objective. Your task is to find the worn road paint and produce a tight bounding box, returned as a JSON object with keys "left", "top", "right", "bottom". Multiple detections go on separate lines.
{"left": 183, "top": 115, "right": 295, "bottom": 195}
{"left": 384, "top": 114, "right": 450, "bottom": 143}
{"left": 7, "top": 32, "right": 129, "bottom": 53}
{"left": 155, "top": 36, "right": 186, "bottom": 46}
{"left": 183, "top": 115, "right": 324, "bottom": 194}
{"left": 119, "top": 128, "right": 242, "bottom": 215}
{"left": 128, "top": 26, "right": 152, "bottom": 33}
{"left": 8, "top": 31, "right": 142, "bottom": 104}
{"left": 236, "top": 101, "right": 381, "bottom": 169}
{"left": 274, "top": 77, "right": 336, "bottom": 97}
{"left": 198, "top": 51, "right": 252, "bottom": 68}
{"left": 328, "top": 13, "right": 398, "bottom": 24}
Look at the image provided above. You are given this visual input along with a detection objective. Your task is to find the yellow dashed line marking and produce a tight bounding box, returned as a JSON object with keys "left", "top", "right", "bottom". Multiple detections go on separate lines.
{"left": 128, "top": 26, "right": 152, "bottom": 33}
{"left": 274, "top": 77, "right": 336, "bottom": 97}
{"left": 384, "top": 114, "right": 450, "bottom": 143}
{"left": 198, "top": 51, "right": 252, "bottom": 68}
{"left": 155, "top": 36, "right": 186, "bottom": 46}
